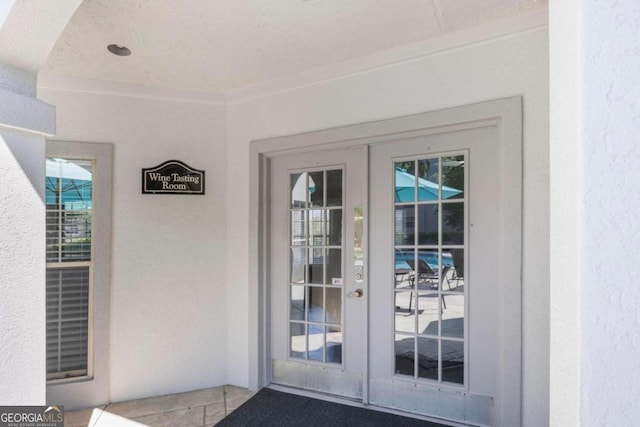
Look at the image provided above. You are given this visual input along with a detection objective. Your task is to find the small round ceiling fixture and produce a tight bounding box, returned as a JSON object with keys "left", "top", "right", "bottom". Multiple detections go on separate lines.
{"left": 107, "top": 44, "right": 131, "bottom": 57}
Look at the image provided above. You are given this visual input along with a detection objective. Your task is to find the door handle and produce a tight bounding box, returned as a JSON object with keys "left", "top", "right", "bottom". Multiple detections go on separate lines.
{"left": 348, "top": 288, "right": 364, "bottom": 298}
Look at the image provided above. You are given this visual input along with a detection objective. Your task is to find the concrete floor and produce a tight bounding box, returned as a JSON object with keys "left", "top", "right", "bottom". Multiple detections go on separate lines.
{"left": 65, "top": 385, "right": 255, "bottom": 427}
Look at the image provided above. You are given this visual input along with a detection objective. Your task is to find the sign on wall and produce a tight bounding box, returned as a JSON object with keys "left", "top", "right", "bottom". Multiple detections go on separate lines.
{"left": 142, "top": 160, "right": 205, "bottom": 195}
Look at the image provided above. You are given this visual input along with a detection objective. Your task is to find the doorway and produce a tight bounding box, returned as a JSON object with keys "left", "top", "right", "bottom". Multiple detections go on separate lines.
{"left": 250, "top": 98, "right": 523, "bottom": 426}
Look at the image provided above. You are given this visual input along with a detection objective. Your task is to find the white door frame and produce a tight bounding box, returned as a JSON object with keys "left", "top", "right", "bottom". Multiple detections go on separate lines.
{"left": 249, "top": 96, "right": 522, "bottom": 424}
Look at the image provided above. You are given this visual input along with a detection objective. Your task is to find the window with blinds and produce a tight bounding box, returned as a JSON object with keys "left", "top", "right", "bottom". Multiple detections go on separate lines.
{"left": 46, "top": 158, "right": 93, "bottom": 381}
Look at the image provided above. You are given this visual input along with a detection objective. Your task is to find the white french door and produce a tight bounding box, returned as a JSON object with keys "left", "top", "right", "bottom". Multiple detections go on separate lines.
{"left": 264, "top": 99, "right": 522, "bottom": 427}
{"left": 368, "top": 126, "right": 501, "bottom": 426}
{"left": 269, "top": 147, "right": 366, "bottom": 399}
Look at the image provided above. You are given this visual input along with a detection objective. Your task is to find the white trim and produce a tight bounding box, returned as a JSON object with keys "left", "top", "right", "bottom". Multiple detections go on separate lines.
{"left": 45, "top": 140, "right": 113, "bottom": 409}
{"left": 360, "top": 146, "right": 369, "bottom": 405}
{"left": 227, "top": 9, "right": 547, "bottom": 104}
{"left": 37, "top": 72, "right": 227, "bottom": 106}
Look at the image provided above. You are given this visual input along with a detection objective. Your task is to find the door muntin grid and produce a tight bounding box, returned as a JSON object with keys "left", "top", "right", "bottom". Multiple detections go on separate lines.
{"left": 393, "top": 153, "right": 466, "bottom": 386}
{"left": 288, "top": 168, "right": 344, "bottom": 365}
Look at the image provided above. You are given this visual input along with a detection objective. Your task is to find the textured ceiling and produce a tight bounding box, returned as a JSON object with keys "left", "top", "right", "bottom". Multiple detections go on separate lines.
{"left": 44, "top": 0, "right": 547, "bottom": 93}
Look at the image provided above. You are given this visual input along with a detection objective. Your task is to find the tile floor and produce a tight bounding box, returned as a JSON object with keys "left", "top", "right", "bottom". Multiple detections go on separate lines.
{"left": 65, "top": 385, "right": 255, "bottom": 427}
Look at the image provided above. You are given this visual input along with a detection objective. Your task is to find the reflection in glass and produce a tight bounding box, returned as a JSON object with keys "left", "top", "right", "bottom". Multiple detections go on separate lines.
{"left": 417, "top": 294, "right": 439, "bottom": 336}
{"left": 288, "top": 168, "right": 345, "bottom": 366}
{"left": 291, "top": 210, "right": 306, "bottom": 246}
{"left": 46, "top": 159, "right": 94, "bottom": 263}
{"left": 290, "top": 322, "right": 306, "bottom": 358}
{"left": 441, "top": 340, "right": 464, "bottom": 384}
{"left": 395, "top": 334, "right": 415, "bottom": 376}
{"left": 46, "top": 158, "right": 94, "bottom": 377}
{"left": 415, "top": 257, "right": 438, "bottom": 291}
{"left": 353, "top": 206, "right": 364, "bottom": 261}
{"left": 417, "top": 158, "right": 439, "bottom": 201}
{"left": 326, "top": 326, "right": 342, "bottom": 363}
{"left": 395, "top": 161, "right": 416, "bottom": 203}
{"left": 395, "top": 249, "right": 414, "bottom": 289}
{"left": 309, "top": 171, "right": 324, "bottom": 207}
{"left": 326, "top": 169, "right": 343, "bottom": 206}
{"left": 442, "top": 294, "right": 464, "bottom": 339}
{"left": 290, "top": 173, "right": 307, "bottom": 208}
{"left": 309, "top": 209, "right": 325, "bottom": 246}
{"left": 325, "top": 287, "right": 341, "bottom": 324}
{"left": 395, "top": 292, "right": 415, "bottom": 333}
{"left": 326, "top": 248, "right": 342, "bottom": 284}
{"left": 308, "top": 248, "right": 324, "bottom": 284}
{"left": 392, "top": 154, "right": 466, "bottom": 384}
{"left": 290, "top": 285, "right": 306, "bottom": 321}
{"left": 290, "top": 248, "right": 306, "bottom": 283}
{"left": 327, "top": 209, "right": 342, "bottom": 245}
{"left": 56, "top": 212, "right": 92, "bottom": 261}
{"left": 417, "top": 204, "right": 438, "bottom": 245}
{"left": 395, "top": 205, "right": 415, "bottom": 245}
{"left": 442, "top": 203, "right": 464, "bottom": 245}
{"left": 308, "top": 324, "right": 324, "bottom": 361}
{"left": 417, "top": 337, "right": 439, "bottom": 380}
{"left": 46, "top": 211, "right": 61, "bottom": 262}
{"left": 308, "top": 286, "right": 324, "bottom": 322}
{"left": 447, "top": 249, "right": 465, "bottom": 292}
{"left": 442, "top": 156, "right": 464, "bottom": 200}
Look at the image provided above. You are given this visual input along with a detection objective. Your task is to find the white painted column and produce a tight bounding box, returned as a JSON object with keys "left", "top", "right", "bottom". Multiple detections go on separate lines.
{"left": 0, "top": 65, "right": 54, "bottom": 404}
{"left": 550, "top": 2, "right": 640, "bottom": 426}
{"left": 0, "top": 0, "right": 81, "bottom": 404}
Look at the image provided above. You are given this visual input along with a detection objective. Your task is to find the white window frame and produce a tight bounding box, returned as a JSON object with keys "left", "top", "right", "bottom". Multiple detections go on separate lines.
{"left": 46, "top": 157, "right": 94, "bottom": 381}
{"left": 46, "top": 140, "right": 112, "bottom": 408}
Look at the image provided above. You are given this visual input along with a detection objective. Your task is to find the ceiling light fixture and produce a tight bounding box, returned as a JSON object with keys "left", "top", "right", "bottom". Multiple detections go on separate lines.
{"left": 107, "top": 44, "right": 131, "bottom": 57}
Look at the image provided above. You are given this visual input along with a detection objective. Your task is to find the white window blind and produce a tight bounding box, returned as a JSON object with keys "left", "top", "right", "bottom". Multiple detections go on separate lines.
{"left": 45, "top": 158, "right": 93, "bottom": 380}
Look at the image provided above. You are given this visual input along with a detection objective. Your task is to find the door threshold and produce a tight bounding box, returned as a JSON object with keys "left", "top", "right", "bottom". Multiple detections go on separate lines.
{"left": 267, "top": 384, "right": 470, "bottom": 427}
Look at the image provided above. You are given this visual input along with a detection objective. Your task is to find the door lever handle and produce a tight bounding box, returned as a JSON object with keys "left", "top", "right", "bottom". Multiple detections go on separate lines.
{"left": 348, "top": 288, "right": 364, "bottom": 298}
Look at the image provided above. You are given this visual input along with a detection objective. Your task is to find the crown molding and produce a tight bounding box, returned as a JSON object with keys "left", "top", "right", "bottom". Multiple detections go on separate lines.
{"left": 226, "top": 8, "right": 548, "bottom": 105}
{"left": 37, "top": 73, "right": 227, "bottom": 106}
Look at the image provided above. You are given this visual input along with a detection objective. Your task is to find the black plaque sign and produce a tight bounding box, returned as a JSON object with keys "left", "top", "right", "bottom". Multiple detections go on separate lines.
{"left": 142, "top": 160, "right": 205, "bottom": 195}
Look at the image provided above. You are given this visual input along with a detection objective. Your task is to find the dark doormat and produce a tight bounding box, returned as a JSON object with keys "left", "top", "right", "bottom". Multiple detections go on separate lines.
{"left": 216, "top": 388, "right": 449, "bottom": 427}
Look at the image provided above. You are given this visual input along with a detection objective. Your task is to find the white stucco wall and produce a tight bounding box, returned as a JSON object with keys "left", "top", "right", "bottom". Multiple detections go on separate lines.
{"left": 551, "top": 2, "right": 640, "bottom": 426}
{"left": 37, "top": 87, "right": 228, "bottom": 404}
{"left": 0, "top": 58, "right": 57, "bottom": 405}
{"left": 225, "top": 21, "right": 549, "bottom": 427}
{"left": 0, "top": 127, "right": 46, "bottom": 405}
{"left": 581, "top": 5, "right": 640, "bottom": 423}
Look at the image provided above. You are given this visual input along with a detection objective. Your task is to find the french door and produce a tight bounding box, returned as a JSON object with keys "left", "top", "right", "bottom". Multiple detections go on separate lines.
{"left": 368, "top": 126, "right": 500, "bottom": 426}
{"left": 270, "top": 147, "right": 366, "bottom": 399}
{"left": 265, "top": 105, "right": 521, "bottom": 427}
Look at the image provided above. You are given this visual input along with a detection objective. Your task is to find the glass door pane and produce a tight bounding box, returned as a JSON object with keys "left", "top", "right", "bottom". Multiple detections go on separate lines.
{"left": 393, "top": 154, "right": 466, "bottom": 385}
{"left": 289, "top": 168, "right": 344, "bottom": 364}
